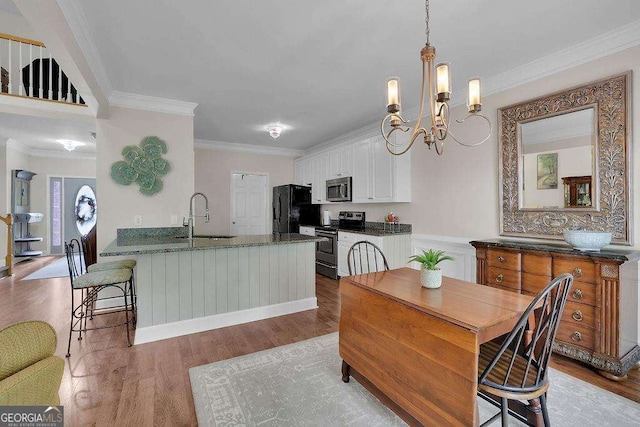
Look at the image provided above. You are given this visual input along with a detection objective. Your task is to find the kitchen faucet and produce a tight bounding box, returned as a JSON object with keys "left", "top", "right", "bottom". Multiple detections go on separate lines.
{"left": 183, "top": 192, "right": 210, "bottom": 239}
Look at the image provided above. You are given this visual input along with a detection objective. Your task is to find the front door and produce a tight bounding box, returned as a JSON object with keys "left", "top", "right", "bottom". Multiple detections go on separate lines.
{"left": 50, "top": 176, "right": 96, "bottom": 254}
{"left": 230, "top": 173, "right": 267, "bottom": 235}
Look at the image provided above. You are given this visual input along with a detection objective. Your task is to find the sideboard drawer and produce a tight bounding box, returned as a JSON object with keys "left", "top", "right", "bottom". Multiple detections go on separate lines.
{"left": 553, "top": 258, "right": 596, "bottom": 284}
{"left": 567, "top": 281, "right": 597, "bottom": 307}
{"left": 521, "top": 272, "right": 551, "bottom": 295}
{"left": 486, "top": 266, "right": 520, "bottom": 290}
{"left": 561, "top": 301, "right": 597, "bottom": 330}
{"left": 557, "top": 322, "right": 595, "bottom": 351}
{"left": 486, "top": 249, "right": 521, "bottom": 270}
{"left": 522, "top": 253, "right": 551, "bottom": 276}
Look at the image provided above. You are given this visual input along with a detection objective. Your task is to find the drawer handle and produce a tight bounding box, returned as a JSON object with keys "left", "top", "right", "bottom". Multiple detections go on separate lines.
{"left": 495, "top": 273, "right": 504, "bottom": 283}
{"left": 572, "top": 289, "right": 583, "bottom": 300}
{"left": 497, "top": 256, "right": 505, "bottom": 262}
{"left": 571, "top": 331, "right": 582, "bottom": 342}
{"left": 573, "top": 267, "right": 583, "bottom": 278}
{"left": 572, "top": 310, "right": 583, "bottom": 322}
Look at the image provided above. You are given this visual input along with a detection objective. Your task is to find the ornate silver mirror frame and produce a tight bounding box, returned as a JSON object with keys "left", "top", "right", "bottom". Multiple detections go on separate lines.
{"left": 499, "top": 72, "right": 632, "bottom": 244}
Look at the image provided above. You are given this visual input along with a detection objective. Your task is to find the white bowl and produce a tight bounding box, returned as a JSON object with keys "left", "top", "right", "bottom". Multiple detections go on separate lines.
{"left": 563, "top": 230, "right": 612, "bottom": 251}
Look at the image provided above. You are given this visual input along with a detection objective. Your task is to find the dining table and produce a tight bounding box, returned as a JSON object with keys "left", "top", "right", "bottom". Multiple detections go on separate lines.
{"left": 339, "top": 267, "right": 536, "bottom": 426}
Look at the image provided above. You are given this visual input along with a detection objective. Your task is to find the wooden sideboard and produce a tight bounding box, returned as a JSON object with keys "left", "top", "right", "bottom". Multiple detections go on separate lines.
{"left": 471, "top": 239, "right": 640, "bottom": 380}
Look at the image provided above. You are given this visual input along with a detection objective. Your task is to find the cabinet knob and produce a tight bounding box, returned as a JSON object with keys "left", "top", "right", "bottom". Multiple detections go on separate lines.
{"left": 497, "top": 256, "right": 505, "bottom": 262}
{"left": 495, "top": 273, "right": 504, "bottom": 283}
{"left": 571, "top": 331, "right": 582, "bottom": 342}
{"left": 573, "top": 267, "right": 583, "bottom": 278}
{"left": 572, "top": 289, "right": 583, "bottom": 300}
{"left": 572, "top": 310, "right": 583, "bottom": 322}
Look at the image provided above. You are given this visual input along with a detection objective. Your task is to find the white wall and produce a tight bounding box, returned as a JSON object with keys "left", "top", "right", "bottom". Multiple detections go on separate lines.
{"left": 194, "top": 148, "right": 295, "bottom": 235}
{"left": 96, "top": 106, "right": 194, "bottom": 252}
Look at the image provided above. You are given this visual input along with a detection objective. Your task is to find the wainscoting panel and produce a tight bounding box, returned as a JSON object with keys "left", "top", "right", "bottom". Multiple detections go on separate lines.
{"left": 134, "top": 242, "right": 318, "bottom": 342}
{"left": 410, "top": 234, "right": 477, "bottom": 283}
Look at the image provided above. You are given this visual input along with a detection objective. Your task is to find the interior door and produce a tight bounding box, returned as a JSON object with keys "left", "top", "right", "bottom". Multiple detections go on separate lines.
{"left": 231, "top": 173, "right": 268, "bottom": 235}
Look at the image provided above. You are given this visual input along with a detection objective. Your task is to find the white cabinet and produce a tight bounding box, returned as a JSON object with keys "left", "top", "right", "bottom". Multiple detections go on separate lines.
{"left": 296, "top": 133, "right": 410, "bottom": 204}
{"left": 337, "top": 231, "right": 411, "bottom": 277}
{"left": 351, "top": 135, "right": 411, "bottom": 203}
{"left": 328, "top": 145, "right": 352, "bottom": 179}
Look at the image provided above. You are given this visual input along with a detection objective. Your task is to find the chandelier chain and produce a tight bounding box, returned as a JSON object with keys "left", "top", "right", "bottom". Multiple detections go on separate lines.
{"left": 425, "top": 0, "right": 430, "bottom": 45}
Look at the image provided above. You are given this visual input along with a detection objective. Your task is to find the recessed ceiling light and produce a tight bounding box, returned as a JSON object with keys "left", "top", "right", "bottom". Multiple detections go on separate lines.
{"left": 56, "top": 139, "right": 84, "bottom": 151}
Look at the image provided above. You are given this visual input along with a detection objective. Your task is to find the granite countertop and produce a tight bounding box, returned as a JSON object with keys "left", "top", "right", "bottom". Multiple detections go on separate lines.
{"left": 470, "top": 239, "right": 640, "bottom": 263}
{"left": 304, "top": 220, "right": 412, "bottom": 237}
{"left": 101, "top": 233, "right": 325, "bottom": 256}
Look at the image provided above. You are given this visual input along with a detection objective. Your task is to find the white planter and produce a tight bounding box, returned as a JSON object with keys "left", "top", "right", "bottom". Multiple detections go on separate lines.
{"left": 421, "top": 268, "right": 442, "bottom": 289}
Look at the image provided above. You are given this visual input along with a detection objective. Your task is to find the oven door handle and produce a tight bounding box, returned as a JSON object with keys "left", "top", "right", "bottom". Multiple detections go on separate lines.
{"left": 316, "top": 261, "right": 337, "bottom": 269}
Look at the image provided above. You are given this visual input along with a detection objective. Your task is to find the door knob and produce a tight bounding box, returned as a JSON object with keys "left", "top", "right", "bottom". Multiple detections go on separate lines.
{"left": 232, "top": 221, "right": 236, "bottom": 224}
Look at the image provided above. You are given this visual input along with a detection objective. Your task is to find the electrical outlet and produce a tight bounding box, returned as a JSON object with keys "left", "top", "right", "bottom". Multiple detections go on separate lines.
{"left": 134, "top": 215, "right": 143, "bottom": 226}
{"left": 170, "top": 215, "right": 178, "bottom": 225}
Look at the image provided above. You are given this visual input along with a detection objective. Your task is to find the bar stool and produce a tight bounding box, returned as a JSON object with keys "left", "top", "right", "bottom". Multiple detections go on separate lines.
{"left": 65, "top": 239, "right": 135, "bottom": 357}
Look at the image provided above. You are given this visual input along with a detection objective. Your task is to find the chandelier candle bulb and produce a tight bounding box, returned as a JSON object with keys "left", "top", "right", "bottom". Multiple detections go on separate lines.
{"left": 467, "top": 77, "right": 482, "bottom": 113}
{"left": 435, "top": 62, "right": 451, "bottom": 101}
{"left": 386, "top": 77, "right": 401, "bottom": 113}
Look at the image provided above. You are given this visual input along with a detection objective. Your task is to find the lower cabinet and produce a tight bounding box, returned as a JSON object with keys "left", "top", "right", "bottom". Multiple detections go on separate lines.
{"left": 471, "top": 239, "right": 640, "bottom": 379}
{"left": 338, "top": 231, "right": 411, "bottom": 277}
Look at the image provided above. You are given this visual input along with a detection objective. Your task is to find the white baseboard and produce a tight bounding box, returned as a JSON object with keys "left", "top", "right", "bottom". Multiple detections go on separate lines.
{"left": 410, "top": 234, "right": 477, "bottom": 283}
{"left": 133, "top": 297, "right": 319, "bottom": 345}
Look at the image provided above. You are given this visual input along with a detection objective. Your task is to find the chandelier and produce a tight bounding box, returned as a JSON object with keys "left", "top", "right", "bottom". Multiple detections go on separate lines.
{"left": 381, "top": 0, "right": 491, "bottom": 156}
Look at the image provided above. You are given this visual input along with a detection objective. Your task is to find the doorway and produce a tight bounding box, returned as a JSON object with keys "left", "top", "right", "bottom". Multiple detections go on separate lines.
{"left": 49, "top": 176, "right": 96, "bottom": 254}
{"left": 230, "top": 173, "right": 268, "bottom": 235}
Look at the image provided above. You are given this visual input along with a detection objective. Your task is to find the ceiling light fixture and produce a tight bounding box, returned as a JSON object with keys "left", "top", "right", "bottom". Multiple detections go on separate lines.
{"left": 267, "top": 125, "right": 284, "bottom": 139}
{"left": 56, "top": 139, "right": 84, "bottom": 151}
{"left": 382, "top": 0, "right": 491, "bottom": 156}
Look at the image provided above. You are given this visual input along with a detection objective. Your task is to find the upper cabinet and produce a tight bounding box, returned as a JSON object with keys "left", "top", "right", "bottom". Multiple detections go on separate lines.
{"left": 294, "top": 134, "right": 411, "bottom": 204}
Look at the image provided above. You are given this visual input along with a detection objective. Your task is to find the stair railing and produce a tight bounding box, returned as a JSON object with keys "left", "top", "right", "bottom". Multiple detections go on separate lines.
{"left": 0, "top": 33, "right": 86, "bottom": 106}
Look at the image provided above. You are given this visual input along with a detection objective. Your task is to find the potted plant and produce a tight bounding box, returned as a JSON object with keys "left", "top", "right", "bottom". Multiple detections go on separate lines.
{"left": 408, "top": 249, "right": 454, "bottom": 288}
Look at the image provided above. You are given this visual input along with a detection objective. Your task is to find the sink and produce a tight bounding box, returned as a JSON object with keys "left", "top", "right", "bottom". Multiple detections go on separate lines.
{"left": 175, "top": 235, "right": 235, "bottom": 240}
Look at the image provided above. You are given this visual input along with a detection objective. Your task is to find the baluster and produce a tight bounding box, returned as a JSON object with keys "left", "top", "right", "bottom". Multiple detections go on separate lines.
{"left": 65, "top": 66, "right": 70, "bottom": 101}
{"left": 28, "top": 43, "right": 33, "bottom": 97}
{"left": 39, "top": 45, "right": 43, "bottom": 98}
{"left": 8, "top": 39, "right": 12, "bottom": 94}
{"left": 18, "top": 41, "right": 22, "bottom": 96}
{"left": 48, "top": 52, "right": 52, "bottom": 100}
{"left": 75, "top": 84, "right": 80, "bottom": 104}
{"left": 57, "top": 58, "right": 62, "bottom": 100}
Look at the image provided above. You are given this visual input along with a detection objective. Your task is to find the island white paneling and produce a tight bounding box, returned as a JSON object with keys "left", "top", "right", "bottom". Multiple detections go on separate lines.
{"left": 134, "top": 242, "right": 317, "bottom": 344}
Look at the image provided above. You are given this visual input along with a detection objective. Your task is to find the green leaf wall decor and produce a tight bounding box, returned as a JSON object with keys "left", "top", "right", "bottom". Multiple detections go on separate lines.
{"left": 110, "top": 136, "right": 170, "bottom": 196}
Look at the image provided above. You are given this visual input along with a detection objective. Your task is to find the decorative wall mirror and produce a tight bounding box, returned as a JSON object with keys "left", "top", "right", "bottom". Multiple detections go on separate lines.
{"left": 499, "top": 72, "right": 632, "bottom": 244}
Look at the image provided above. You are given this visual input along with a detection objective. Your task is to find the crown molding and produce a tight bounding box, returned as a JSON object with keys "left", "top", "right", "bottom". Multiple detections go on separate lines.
{"left": 480, "top": 19, "right": 640, "bottom": 101}
{"left": 109, "top": 91, "right": 198, "bottom": 116}
{"left": 56, "top": 0, "right": 113, "bottom": 98}
{"left": 194, "top": 139, "right": 304, "bottom": 157}
{"left": 304, "top": 123, "right": 380, "bottom": 155}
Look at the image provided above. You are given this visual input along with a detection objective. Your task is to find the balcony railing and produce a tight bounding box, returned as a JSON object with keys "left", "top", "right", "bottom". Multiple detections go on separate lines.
{"left": 0, "top": 33, "right": 86, "bottom": 106}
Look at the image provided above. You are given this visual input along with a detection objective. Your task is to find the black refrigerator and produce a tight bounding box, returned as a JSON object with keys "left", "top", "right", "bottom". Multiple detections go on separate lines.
{"left": 273, "top": 185, "right": 320, "bottom": 234}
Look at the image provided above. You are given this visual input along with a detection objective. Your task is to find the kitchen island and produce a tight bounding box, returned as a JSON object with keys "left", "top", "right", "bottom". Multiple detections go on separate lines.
{"left": 101, "top": 228, "right": 324, "bottom": 344}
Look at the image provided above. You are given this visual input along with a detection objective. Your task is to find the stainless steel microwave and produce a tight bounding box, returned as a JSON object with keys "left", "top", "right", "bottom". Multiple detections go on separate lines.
{"left": 326, "top": 177, "right": 352, "bottom": 202}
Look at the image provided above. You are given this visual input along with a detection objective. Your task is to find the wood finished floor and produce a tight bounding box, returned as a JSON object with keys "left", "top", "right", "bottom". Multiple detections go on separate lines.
{"left": 1, "top": 256, "right": 638, "bottom": 426}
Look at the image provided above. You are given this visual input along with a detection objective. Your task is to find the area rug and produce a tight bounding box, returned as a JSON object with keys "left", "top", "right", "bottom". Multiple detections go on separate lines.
{"left": 189, "top": 333, "right": 640, "bottom": 426}
{"left": 21, "top": 256, "right": 71, "bottom": 281}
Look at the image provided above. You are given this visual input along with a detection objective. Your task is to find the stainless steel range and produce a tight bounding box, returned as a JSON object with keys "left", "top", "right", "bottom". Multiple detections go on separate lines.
{"left": 315, "top": 211, "right": 366, "bottom": 279}
{"left": 315, "top": 226, "right": 338, "bottom": 279}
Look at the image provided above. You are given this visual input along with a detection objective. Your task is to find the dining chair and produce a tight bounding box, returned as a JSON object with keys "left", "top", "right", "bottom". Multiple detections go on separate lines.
{"left": 347, "top": 241, "right": 389, "bottom": 275}
{"left": 64, "top": 239, "right": 135, "bottom": 357}
{"left": 477, "top": 273, "right": 573, "bottom": 426}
